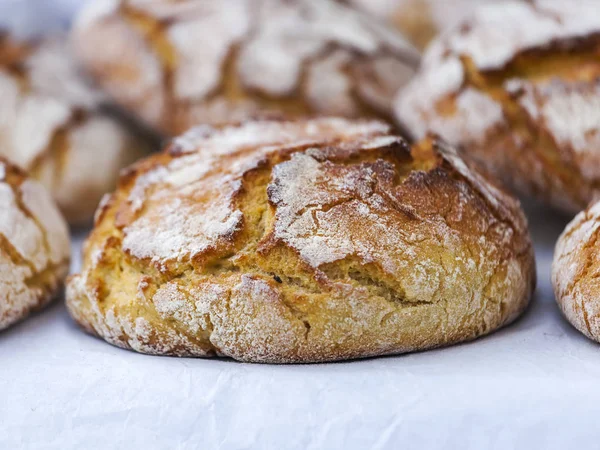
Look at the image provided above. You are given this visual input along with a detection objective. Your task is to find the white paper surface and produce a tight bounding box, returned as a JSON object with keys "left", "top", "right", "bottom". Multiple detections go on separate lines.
{"left": 1, "top": 202, "right": 598, "bottom": 450}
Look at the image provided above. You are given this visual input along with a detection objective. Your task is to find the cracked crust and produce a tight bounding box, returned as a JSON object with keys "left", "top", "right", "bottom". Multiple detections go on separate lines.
{"left": 341, "top": 0, "right": 503, "bottom": 50}
{"left": 553, "top": 201, "right": 600, "bottom": 342}
{"left": 395, "top": 0, "right": 600, "bottom": 214}
{"left": 0, "top": 157, "right": 70, "bottom": 331}
{"left": 67, "top": 117, "right": 535, "bottom": 363}
{"left": 71, "top": 0, "right": 420, "bottom": 137}
{"left": 0, "top": 33, "right": 152, "bottom": 225}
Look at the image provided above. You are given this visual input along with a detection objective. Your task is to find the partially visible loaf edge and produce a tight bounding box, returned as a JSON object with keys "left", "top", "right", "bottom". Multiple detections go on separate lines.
{"left": 0, "top": 158, "right": 70, "bottom": 330}
{"left": 553, "top": 201, "right": 600, "bottom": 341}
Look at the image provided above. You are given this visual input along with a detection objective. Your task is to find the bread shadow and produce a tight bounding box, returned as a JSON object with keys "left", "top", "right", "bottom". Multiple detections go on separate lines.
{"left": 521, "top": 198, "right": 572, "bottom": 248}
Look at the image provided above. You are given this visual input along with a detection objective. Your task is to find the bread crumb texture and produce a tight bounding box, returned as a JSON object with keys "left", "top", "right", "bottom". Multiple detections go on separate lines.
{"left": 553, "top": 201, "right": 600, "bottom": 342}
{"left": 0, "top": 33, "right": 150, "bottom": 225}
{"left": 0, "top": 158, "right": 70, "bottom": 330}
{"left": 67, "top": 117, "right": 535, "bottom": 363}
{"left": 395, "top": 0, "right": 600, "bottom": 213}
{"left": 72, "top": 0, "right": 419, "bottom": 136}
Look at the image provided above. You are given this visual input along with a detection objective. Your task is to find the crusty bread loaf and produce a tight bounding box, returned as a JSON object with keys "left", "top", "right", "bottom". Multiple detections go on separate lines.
{"left": 67, "top": 117, "right": 535, "bottom": 363}
{"left": 0, "top": 157, "right": 70, "bottom": 330}
{"left": 0, "top": 33, "right": 152, "bottom": 225}
{"left": 71, "top": 0, "right": 419, "bottom": 137}
{"left": 343, "top": 0, "right": 502, "bottom": 50}
{"left": 553, "top": 201, "right": 600, "bottom": 342}
{"left": 395, "top": 0, "right": 600, "bottom": 214}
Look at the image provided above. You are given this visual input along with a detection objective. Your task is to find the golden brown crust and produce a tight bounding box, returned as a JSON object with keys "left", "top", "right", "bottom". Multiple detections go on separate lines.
{"left": 71, "top": 0, "right": 420, "bottom": 137}
{"left": 67, "top": 117, "right": 535, "bottom": 363}
{"left": 0, "top": 33, "right": 153, "bottom": 225}
{"left": 395, "top": 0, "right": 600, "bottom": 214}
{"left": 0, "top": 157, "right": 70, "bottom": 330}
{"left": 553, "top": 201, "right": 600, "bottom": 341}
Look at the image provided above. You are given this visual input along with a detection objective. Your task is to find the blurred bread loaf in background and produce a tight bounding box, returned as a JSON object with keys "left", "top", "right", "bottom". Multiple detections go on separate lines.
{"left": 0, "top": 33, "right": 154, "bottom": 225}
{"left": 71, "top": 0, "right": 420, "bottom": 137}
{"left": 396, "top": 0, "right": 600, "bottom": 214}
{"left": 342, "top": 0, "right": 504, "bottom": 50}
{"left": 553, "top": 201, "right": 600, "bottom": 343}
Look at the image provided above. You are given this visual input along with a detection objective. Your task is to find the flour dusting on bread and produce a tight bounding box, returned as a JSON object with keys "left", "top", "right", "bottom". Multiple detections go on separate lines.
{"left": 67, "top": 118, "right": 534, "bottom": 362}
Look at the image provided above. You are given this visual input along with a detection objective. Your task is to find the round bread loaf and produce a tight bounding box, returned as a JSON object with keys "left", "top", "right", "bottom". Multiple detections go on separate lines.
{"left": 395, "top": 0, "right": 600, "bottom": 214}
{"left": 0, "top": 33, "right": 152, "bottom": 225}
{"left": 71, "top": 0, "right": 419, "bottom": 137}
{"left": 0, "top": 157, "right": 70, "bottom": 331}
{"left": 342, "top": 0, "right": 502, "bottom": 50}
{"left": 553, "top": 201, "right": 600, "bottom": 342}
{"left": 67, "top": 117, "right": 535, "bottom": 363}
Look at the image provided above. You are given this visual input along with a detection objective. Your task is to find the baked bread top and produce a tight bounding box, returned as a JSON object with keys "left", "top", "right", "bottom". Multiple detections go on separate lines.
{"left": 0, "top": 157, "right": 70, "bottom": 330}
{"left": 72, "top": 0, "right": 420, "bottom": 136}
{"left": 67, "top": 118, "right": 535, "bottom": 362}
{"left": 553, "top": 201, "right": 600, "bottom": 341}
{"left": 0, "top": 33, "right": 152, "bottom": 224}
{"left": 395, "top": 0, "right": 600, "bottom": 212}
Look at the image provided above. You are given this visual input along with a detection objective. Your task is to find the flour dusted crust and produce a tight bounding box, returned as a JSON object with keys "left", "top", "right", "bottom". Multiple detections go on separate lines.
{"left": 553, "top": 201, "right": 600, "bottom": 342}
{"left": 66, "top": 117, "right": 535, "bottom": 363}
{"left": 72, "top": 0, "right": 419, "bottom": 137}
{"left": 0, "top": 33, "right": 151, "bottom": 225}
{"left": 395, "top": 0, "right": 600, "bottom": 214}
{"left": 343, "top": 0, "right": 503, "bottom": 50}
{"left": 0, "top": 158, "right": 70, "bottom": 330}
